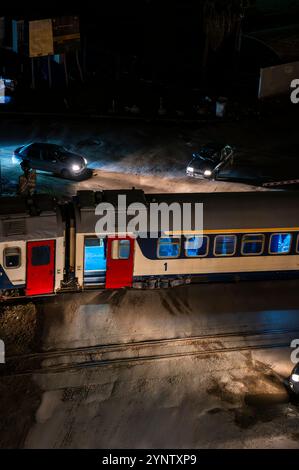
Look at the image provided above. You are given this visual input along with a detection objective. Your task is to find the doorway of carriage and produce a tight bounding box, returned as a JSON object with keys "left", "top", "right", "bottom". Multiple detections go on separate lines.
{"left": 26, "top": 240, "right": 55, "bottom": 296}
{"left": 83, "top": 237, "right": 107, "bottom": 286}
{"left": 106, "top": 236, "right": 135, "bottom": 288}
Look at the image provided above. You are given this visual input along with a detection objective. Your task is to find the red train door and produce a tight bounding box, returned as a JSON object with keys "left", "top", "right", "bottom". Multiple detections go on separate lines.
{"left": 26, "top": 240, "right": 55, "bottom": 296}
{"left": 105, "top": 236, "right": 134, "bottom": 288}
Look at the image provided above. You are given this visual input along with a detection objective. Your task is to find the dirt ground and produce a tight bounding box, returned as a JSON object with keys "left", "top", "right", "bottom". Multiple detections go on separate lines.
{"left": 0, "top": 302, "right": 42, "bottom": 448}
{"left": 0, "top": 302, "right": 41, "bottom": 356}
{"left": 0, "top": 376, "right": 41, "bottom": 449}
{"left": 1, "top": 283, "right": 299, "bottom": 449}
{"left": 24, "top": 350, "right": 299, "bottom": 449}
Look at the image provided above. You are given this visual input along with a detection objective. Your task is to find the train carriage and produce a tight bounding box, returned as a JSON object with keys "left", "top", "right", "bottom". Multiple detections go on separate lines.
{"left": 73, "top": 190, "right": 299, "bottom": 291}
{"left": 0, "top": 195, "right": 64, "bottom": 297}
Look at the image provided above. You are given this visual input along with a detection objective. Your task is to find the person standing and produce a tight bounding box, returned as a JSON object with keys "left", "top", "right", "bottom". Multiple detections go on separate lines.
{"left": 18, "top": 160, "right": 37, "bottom": 196}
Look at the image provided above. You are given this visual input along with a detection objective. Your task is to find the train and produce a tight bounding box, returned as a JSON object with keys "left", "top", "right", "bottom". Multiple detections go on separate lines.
{"left": 1, "top": 189, "right": 299, "bottom": 299}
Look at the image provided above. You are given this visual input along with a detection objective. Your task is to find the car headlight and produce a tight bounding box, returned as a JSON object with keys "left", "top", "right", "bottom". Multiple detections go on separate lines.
{"left": 291, "top": 373, "right": 299, "bottom": 382}
{"left": 83, "top": 158, "right": 87, "bottom": 165}
{"left": 204, "top": 169, "right": 212, "bottom": 177}
{"left": 187, "top": 167, "right": 194, "bottom": 172}
{"left": 72, "top": 164, "right": 81, "bottom": 172}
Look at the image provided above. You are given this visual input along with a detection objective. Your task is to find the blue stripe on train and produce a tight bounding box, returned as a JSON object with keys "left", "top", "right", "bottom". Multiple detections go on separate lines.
{"left": 0, "top": 264, "right": 15, "bottom": 289}
{"left": 0, "top": 264, "right": 25, "bottom": 290}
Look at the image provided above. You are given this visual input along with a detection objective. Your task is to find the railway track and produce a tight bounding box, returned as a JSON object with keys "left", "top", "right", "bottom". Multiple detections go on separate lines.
{"left": 2, "top": 327, "right": 298, "bottom": 377}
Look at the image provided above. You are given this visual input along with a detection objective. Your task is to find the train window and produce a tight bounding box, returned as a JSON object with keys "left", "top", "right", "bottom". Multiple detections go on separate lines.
{"left": 214, "top": 235, "right": 237, "bottom": 256}
{"left": 158, "top": 237, "right": 180, "bottom": 258}
{"left": 119, "top": 240, "right": 130, "bottom": 259}
{"left": 31, "top": 246, "right": 50, "bottom": 266}
{"left": 241, "top": 234, "right": 265, "bottom": 256}
{"left": 111, "top": 239, "right": 130, "bottom": 260}
{"left": 269, "top": 233, "right": 292, "bottom": 254}
{"left": 4, "top": 247, "right": 21, "bottom": 269}
{"left": 185, "top": 236, "right": 209, "bottom": 257}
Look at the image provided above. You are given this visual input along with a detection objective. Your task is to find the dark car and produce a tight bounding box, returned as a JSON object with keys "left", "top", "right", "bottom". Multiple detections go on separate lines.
{"left": 287, "top": 363, "right": 299, "bottom": 395}
{"left": 186, "top": 144, "right": 234, "bottom": 179}
{"left": 14, "top": 143, "right": 88, "bottom": 179}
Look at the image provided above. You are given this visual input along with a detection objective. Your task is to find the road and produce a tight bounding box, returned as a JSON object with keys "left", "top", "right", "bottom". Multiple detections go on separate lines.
{"left": 0, "top": 146, "right": 265, "bottom": 197}
{"left": 0, "top": 112, "right": 299, "bottom": 197}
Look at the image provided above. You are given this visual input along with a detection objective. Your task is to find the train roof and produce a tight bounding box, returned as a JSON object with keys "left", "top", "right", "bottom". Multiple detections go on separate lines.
{"left": 0, "top": 194, "right": 63, "bottom": 242}
{"left": 73, "top": 190, "right": 299, "bottom": 234}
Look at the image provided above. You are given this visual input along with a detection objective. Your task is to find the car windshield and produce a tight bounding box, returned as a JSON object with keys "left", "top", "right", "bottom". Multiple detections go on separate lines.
{"left": 199, "top": 147, "right": 219, "bottom": 160}
{"left": 49, "top": 144, "right": 67, "bottom": 152}
{"left": 58, "top": 151, "right": 72, "bottom": 160}
{"left": 200, "top": 148, "right": 218, "bottom": 160}
{"left": 58, "top": 152, "right": 69, "bottom": 162}
{"left": 19, "top": 145, "right": 30, "bottom": 155}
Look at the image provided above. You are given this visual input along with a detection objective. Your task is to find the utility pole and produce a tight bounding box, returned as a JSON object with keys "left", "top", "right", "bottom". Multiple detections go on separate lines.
{"left": 48, "top": 55, "right": 52, "bottom": 88}
{"left": 31, "top": 57, "right": 36, "bottom": 89}
{"left": 63, "top": 53, "right": 69, "bottom": 88}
